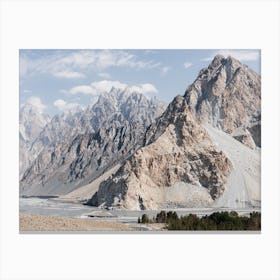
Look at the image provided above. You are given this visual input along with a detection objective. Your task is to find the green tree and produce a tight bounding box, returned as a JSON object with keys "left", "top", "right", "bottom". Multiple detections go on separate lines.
{"left": 141, "top": 214, "right": 150, "bottom": 223}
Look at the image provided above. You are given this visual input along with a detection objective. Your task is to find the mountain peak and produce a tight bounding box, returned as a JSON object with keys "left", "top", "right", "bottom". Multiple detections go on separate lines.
{"left": 207, "top": 54, "right": 242, "bottom": 71}
{"left": 19, "top": 102, "right": 50, "bottom": 140}
{"left": 210, "top": 54, "right": 226, "bottom": 66}
{"left": 184, "top": 55, "right": 261, "bottom": 147}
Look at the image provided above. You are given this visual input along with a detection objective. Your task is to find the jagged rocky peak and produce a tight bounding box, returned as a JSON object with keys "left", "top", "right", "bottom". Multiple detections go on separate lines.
{"left": 94, "top": 87, "right": 166, "bottom": 125}
{"left": 88, "top": 94, "right": 232, "bottom": 210}
{"left": 19, "top": 102, "right": 50, "bottom": 143}
{"left": 20, "top": 88, "right": 166, "bottom": 196}
{"left": 145, "top": 95, "right": 197, "bottom": 145}
{"left": 184, "top": 54, "right": 261, "bottom": 148}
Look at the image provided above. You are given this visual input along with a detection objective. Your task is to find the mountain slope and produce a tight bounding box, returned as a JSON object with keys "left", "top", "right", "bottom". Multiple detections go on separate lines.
{"left": 206, "top": 125, "right": 260, "bottom": 208}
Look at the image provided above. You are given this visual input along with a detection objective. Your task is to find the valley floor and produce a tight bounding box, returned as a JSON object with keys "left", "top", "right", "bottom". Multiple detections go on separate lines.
{"left": 19, "top": 197, "right": 260, "bottom": 232}
{"left": 19, "top": 213, "right": 167, "bottom": 232}
{"left": 19, "top": 213, "right": 133, "bottom": 232}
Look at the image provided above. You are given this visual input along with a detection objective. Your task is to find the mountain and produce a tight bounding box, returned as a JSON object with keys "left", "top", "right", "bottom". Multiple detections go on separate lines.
{"left": 184, "top": 55, "right": 261, "bottom": 148}
{"left": 88, "top": 95, "right": 232, "bottom": 209}
{"left": 19, "top": 102, "right": 50, "bottom": 177}
{"left": 20, "top": 88, "right": 166, "bottom": 196}
{"left": 87, "top": 55, "right": 261, "bottom": 210}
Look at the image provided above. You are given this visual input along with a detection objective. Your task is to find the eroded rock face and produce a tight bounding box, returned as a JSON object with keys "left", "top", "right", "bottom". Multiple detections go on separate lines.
{"left": 89, "top": 96, "right": 232, "bottom": 210}
{"left": 248, "top": 123, "right": 261, "bottom": 147}
{"left": 184, "top": 55, "right": 261, "bottom": 148}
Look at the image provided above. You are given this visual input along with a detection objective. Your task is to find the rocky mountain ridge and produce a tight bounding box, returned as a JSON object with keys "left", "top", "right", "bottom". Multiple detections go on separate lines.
{"left": 20, "top": 88, "right": 166, "bottom": 195}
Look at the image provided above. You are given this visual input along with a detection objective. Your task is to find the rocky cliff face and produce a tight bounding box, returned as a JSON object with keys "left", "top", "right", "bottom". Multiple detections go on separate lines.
{"left": 20, "top": 89, "right": 165, "bottom": 195}
{"left": 184, "top": 55, "right": 261, "bottom": 148}
{"left": 88, "top": 96, "right": 232, "bottom": 210}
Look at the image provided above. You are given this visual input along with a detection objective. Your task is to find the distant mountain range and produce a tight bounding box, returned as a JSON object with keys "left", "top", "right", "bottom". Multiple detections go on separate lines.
{"left": 19, "top": 101, "right": 50, "bottom": 178}
{"left": 20, "top": 55, "right": 261, "bottom": 210}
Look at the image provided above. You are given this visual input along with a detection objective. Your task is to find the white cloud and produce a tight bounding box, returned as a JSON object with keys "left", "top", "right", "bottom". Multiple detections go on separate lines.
{"left": 26, "top": 96, "right": 46, "bottom": 113}
{"left": 65, "top": 80, "right": 158, "bottom": 98}
{"left": 98, "top": 72, "right": 111, "bottom": 79}
{"left": 161, "top": 66, "right": 170, "bottom": 76}
{"left": 53, "top": 71, "right": 85, "bottom": 79}
{"left": 90, "top": 96, "right": 99, "bottom": 105}
{"left": 201, "top": 50, "right": 260, "bottom": 62}
{"left": 69, "top": 85, "right": 97, "bottom": 95}
{"left": 128, "top": 85, "right": 155, "bottom": 95}
{"left": 125, "top": 83, "right": 158, "bottom": 98}
{"left": 91, "top": 80, "right": 127, "bottom": 93}
{"left": 96, "top": 51, "right": 118, "bottom": 68}
{"left": 53, "top": 99, "right": 82, "bottom": 112}
{"left": 140, "top": 83, "right": 158, "bottom": 94}
{"left": 127, "top": 85, "right": 142, "bottom": 94}
{"left": 53, "top": 99, "right": 67, "bottom": 110}
{"left": 20, "top": 50, "right": 161, "bottom": 77}
{"left": 23, "top": 89, "right": 32, "bottom": 93}
{"left": 184, "top": 62, "right": 192, "bottom": 69}
{"left": 59, "top": 89, "right": 68, "bottom": 94}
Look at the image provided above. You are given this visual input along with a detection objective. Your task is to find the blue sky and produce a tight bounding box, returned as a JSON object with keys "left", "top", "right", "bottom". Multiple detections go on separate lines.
{"left": 20, "top": 49, "right": 260, "bottom": 116}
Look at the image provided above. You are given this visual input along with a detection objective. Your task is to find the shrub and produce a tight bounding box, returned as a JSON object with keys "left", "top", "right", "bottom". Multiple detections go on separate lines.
{"left": 140, "top": 213, "right": 150, "bottom": 223}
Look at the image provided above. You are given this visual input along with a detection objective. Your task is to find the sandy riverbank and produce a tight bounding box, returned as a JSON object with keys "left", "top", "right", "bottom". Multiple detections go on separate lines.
{"left": 19, "top": 213, "right": 132, "bottom": 232}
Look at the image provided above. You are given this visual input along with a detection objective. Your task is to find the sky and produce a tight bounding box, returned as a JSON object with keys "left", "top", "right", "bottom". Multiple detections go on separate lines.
{"left": 19, "top": 49, "right": 261, "bottom": 116}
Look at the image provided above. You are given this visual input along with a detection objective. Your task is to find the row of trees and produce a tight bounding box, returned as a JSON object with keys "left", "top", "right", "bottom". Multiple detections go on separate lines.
{"left": 138, "top": 211, "right": 261, "bottom": 230}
